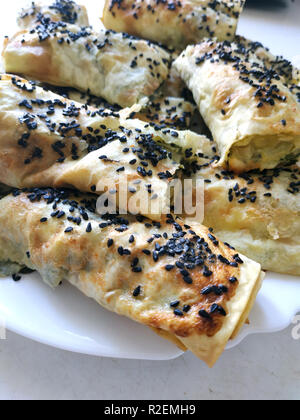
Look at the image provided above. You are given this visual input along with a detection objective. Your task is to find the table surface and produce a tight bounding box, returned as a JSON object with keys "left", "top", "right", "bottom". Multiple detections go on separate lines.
{"left": 0, "top": 0, "right": 300, "bottom": 400}
{"left": 0, "top": 328, "right": 299, "bottom": 400}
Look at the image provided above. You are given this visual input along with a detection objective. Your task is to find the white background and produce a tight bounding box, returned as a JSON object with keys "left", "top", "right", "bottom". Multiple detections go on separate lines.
{"left": 0, "top": 0, "right": 300, "bottom": 400}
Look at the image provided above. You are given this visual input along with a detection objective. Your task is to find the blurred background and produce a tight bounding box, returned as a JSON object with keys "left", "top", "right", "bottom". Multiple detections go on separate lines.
{"left": 246, "top": 0, "right": 289, "bottom": 9}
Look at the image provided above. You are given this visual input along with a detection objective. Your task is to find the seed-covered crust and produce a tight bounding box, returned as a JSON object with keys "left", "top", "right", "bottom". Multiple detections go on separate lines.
{"left": 3, "top": 6, "right": 171, "bottom": 107}
{"left": 0, "top": 74, "right": 214, "bottom": 219}
{"left": 44, "top": 85, "right": 196, "bottom": 130}
{"left": 0, "top": 188, "right": 262, "bottom": 366}
{"left": 102, "top": 0, "right": 245, "bottom": 50}
{"left": 184, "top": 161, "right": 300, "bottom": 275}
{"left": 174, "top": 39, "right": 300, "bottom": 172}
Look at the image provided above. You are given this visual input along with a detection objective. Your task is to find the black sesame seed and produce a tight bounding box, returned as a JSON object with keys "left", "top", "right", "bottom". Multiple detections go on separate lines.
{"left": 132, "top": 267, "right": 142, "bottom": 273}
{"left": 234, "top": 254, "right": 244, "bottom": 264}
{"left": 133, "top": 286, "right": 141, "bottom": 297}
{"left": 203, "top": 266, "right": 213, "bottom": 277}
{"left": 199, "top": 310, "right": 211, "bottom": 320}
{"left": 107, "top": 238, "right": 114, "bottom": 248}
{"left": 210, "top": 304, "right": 227, "bottom": 316}
{"left": 174, "top": 309, "right": 184, "bottom": 317}
{"left": 183, "top": 276, "right": 193, "bottom": 284}
{"left": 12, "top": 273, "right": 22, "bottom": 282}
{"left": 57, "top": 211, "right": 65, "bottom": 219}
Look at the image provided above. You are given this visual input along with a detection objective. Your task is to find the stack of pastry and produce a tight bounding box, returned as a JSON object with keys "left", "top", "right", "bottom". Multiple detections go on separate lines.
{"left": 0, "top": 0, "right": 298, "bottom": 366}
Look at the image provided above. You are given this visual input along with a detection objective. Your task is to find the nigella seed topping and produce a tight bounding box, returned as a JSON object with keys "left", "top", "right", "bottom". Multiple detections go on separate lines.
{"left": 12, "top": 273, "right": 22, "bottom": 282}
{"left": 234, "top": 254, "right": 244, "bottom": 264}
{"left": 201, "top": 285, "right": 228, "bottom": 296}
{"left": 218, "top": 255, "right": 230, "bottom": 265}
{"left": 210, "top": 304, "right": 227, "bottom": 316}
{"left": 133, "top": 285, "right": 141, "bottom": 297}
{"left": 132, "top": 266, "right": 142, "bottom": 273}
{"left": 203, "top": 266, "right": 213, "bottom": 277}
{"left": 199, "top": 310, "right": 211, "bottom": 320}
{"left": 174, "top": 309, "right": 184, "bottom": 317}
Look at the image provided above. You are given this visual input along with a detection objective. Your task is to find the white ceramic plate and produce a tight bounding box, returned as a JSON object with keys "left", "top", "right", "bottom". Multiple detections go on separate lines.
{"left": 0, "top": 0, "right": 299, "bottom": 360}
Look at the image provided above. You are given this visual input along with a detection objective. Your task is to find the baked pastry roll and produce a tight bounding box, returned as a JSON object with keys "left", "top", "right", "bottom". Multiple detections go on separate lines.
{"left": 0, "top": 187, "right": 263, "bottom": 366}
{"left": 185, "top": 162, "right": 300, "bottom": 276}
{"left": 0, "top": 74, "right": 213, "bottom": 219}
{"left": 102, "top": 0, "right": 245, "bottom": 50}
{"left": 17, "top": 0, "right": 89, "bottom": 28}
{"left": 174, "top": 39, "right": 300, "bottom": 172}
{"left": 3, "top": 15, "right": 171, "bottom": 108}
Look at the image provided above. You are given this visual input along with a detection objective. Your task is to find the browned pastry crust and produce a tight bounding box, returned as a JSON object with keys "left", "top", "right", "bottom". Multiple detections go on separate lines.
{"left": 0, "top": 74, "right": 214, "bottom": 219}
{"left": 3, "top": 8, "right": 171, "bottom": 107}
{"left": 183, "top": 161, "right": 300, "bottom": 275}
{"left": 174, "top": 39, "right": 300, "bottom": 172}
{"left": 0, "top": 188, "right": 263, "bottom": 366}
{"left": 102, "top": 0, "right": 245, "bottom": 50}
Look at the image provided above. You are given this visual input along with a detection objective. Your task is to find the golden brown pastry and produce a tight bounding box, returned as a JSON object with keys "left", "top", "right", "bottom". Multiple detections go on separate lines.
{"left": 3, "top": 10, "right": 171, "bottom": 107}
{"left": 174, "top": 39, "right": 300, "bottom": 172}
{"left": 17, "top": 0, "right": 89, "bottom": 28}
{"left": 102, "top": 0, "right": 245, "bottom": 50}
{"left": 0, "top": 187, "right": 263, "bottom": 366}
{"left": 184, "top": 161, "right": 300, "bottom": 275}
{"left": 0, "top": 74, "right": 214, "bottom": 219}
